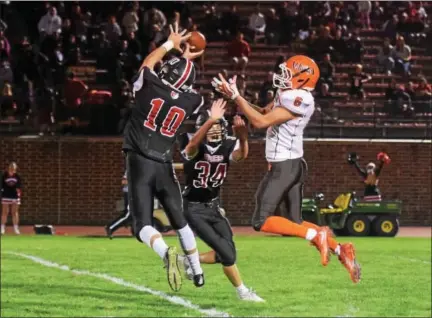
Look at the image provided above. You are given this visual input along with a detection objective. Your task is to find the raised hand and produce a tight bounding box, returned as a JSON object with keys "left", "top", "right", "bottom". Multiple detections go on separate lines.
{"left": 211, "top": 73, "right": 240, "bottom": 100}
{"left": 182, "top": 42, "right": 204, "bottom": 60}
{"left": 210, "top": 98, "right": 227, "bottom": 121}
{"left": 232, "top": 115, "right": 248, "bottom": 141}
{"left": 168, "top": 22, "right": 191, "bottom": 53}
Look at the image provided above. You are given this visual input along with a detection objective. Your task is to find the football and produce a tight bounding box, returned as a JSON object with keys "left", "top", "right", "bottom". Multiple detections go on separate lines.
{"left": 187, "top": 31, "right": 207, "bottom": 52}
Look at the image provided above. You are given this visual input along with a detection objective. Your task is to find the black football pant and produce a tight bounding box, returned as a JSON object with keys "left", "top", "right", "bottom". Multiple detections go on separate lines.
{"left": 126, "top": 151, "right": 187, "bottom": 240}
{"left": 252, "top": 157, "right": 308, "bottom": 231}
{"left": 184, "top": 198, "right": 236, "bottom": 267}
{"left": 107, "top": 192, "right": 132, "bottom": 233}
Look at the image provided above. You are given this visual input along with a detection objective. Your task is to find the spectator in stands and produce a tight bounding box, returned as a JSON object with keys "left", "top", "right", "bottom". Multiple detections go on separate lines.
{"left": 0, "top": 30, "right": 10, "bottom": 57}
{"left": 392, "top": 36, "right": 411, "bottom": 76}
{"left": 311, "top": 26, "right": 333, "bottom": 60}
{"left": 319, "top": 53, "right": 335, "bottom": 90}
{"left": 71, "top": 4, "right": 89, "bottom": 47}
{"left": 221, "top": 5, "right": 241, "bottom": 38}
{"left": 405, "top": 81, "right": 416, "bottom": 100}
{"left": 95, "top": 31, "right": 112, "bottom": 68}
{"left": 382, "top": 15, "right": 398, "bottom": 40}
{"left": 416, "top": 77, "right": 431, "bottom": 96}
{"left": 248, "top": 5, "right": 266, "bottom": 43}
{"left": 358, "top": 1, "right": 372, "bottom": 30}
{"left": 377, "top": 37, "right": 395, "bottom": 75}
{"left": 38, "top": 6, "right": 62, "bottom": 37}
{"left": 0, "top": 80, "right": 14, "bottom": 118}
{"left": 396, "top": 12, "right": 410, "bottom": 37}
{"left": 122, "top": 2, "right": 140, "bottom": 34}
{"left": 126, "top": 32, "right": 142, "bottom": 61}
{"left": 296, "top": 8, "right": 312, "bottom": 41}
{"left": 331, "top": 28, "right": 347, "bottom": 62}
{"left": 370, "top": 1, "right": 384, "bottom": 28}
{"left": 203, "top": 5, "right": 222, "bottom": 42}
{"left": 142, "top": 6, "right": 167, "bottom": 33}
{"left": 227, "top": 32, "right": 250, "bottom": 73}
{"left": 0, "top": 61, "right": 13, "bottom": 91}
{"left": 385, "top": 78, "right": 398, "bottom": 101}
{"left": 318, "top": 82, "right": 332, "bottom": 99}
{"left": 64, "top": 72, "right": 88, "bottom": 116}
{"left": 104, "top": 16, "right": 122, "bottom": 44}
{"left": 265, "top": 8, "right": 280, "bottom": 45}
{"left": 116, "top": 40, "right": 135, "bottom": 80}
{"left": 348, "top": 64, "right": 371, "bottom": 100}
{"left": 345, "top": 28, "right": 364, "bottom": 63}
{"left": 236, "top": 74, "right": 253, "bottom": 98}
{"left": 0, "top": 40, "right": 9, "bottom": 62}
{"left": 259, "top": 72, "right": 275, "bottom": 106}
{"left": 64, "top": 35, "right": 80, "bottom": 66}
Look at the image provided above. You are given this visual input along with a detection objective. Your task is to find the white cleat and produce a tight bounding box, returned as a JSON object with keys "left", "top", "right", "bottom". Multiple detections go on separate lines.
{"left": 14, "top": 228, "right": 20, "bottom": 235}
{"left": 177, "top": 255, "right": 194, "bottom": 280}
{"left": 238, "top": 289, "right": 265, "bottom": 302}
{"left": 1, "top": 227, "right": 5, "bottom": 235}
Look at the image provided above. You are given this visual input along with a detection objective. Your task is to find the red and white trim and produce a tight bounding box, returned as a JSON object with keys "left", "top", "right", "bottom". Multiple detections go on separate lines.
{"left": 173, "top": 59, "right": 193, "bottom": 89}
{"left": 2, "top": 198, "right": 21, "bottom": 205}
{"left": 363, "top": 195, "right": 382, "bottom": 202}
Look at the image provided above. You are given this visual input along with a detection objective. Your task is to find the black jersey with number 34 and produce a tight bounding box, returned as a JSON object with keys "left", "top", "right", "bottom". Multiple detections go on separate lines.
{"left": 123, "top": 65, "right": 203, "bottom": 162}
{"left": 179, "top": 133, "right": 239, "bottom": 202}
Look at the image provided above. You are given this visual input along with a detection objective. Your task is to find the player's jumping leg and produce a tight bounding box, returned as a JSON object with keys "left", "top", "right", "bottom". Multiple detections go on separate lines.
{"left": 156, "top": 164, "right": 204, "bottom": 288}
{"left": 301, "top": 221, "right": 361, "bottom": 283}
{"left": 252, "top": 159, "right": 331, "bottom": 265}
{"left": 127, "top": 152, "right": 182, "bottom": 292}
{"left": 183, "top": 202, "right": 263, "bottom": 302}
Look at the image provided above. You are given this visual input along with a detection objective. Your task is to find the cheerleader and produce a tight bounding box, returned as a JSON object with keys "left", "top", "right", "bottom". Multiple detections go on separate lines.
{"left": 1, "top": 162, "right": 22, "bottom": 235}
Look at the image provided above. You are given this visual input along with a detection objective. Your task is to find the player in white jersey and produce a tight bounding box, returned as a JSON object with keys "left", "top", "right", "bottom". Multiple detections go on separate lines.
{"left": 212, "top": 55, "right": 361, "bottom": 284}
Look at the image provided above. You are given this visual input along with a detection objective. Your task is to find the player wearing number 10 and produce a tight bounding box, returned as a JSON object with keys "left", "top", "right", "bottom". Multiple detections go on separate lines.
{"left": 122, "top": 23, "right": 206, "bottom": 291}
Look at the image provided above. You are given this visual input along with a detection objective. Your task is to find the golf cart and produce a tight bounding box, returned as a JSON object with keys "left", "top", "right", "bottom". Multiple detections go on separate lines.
{"left": 301, "top": 192, "right": 402, "bottom": 237}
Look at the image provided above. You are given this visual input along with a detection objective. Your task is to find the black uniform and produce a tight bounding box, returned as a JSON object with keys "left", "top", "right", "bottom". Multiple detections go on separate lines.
{"left": 1, "top": 172, "right": 22, "bottom": 205}
{"left": 123, "top": 66, "right": 203, "bottom": 235}
{"left": 179, "top": 133, "right": 239, "bottom": 266}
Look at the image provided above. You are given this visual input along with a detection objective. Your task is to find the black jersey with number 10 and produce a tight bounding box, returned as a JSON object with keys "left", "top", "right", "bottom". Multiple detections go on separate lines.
{"left": 179, "top": 133, "right": 239, "bottom": 202}
{"left": 123, "top": 66, "right": 203, "bottom": 162}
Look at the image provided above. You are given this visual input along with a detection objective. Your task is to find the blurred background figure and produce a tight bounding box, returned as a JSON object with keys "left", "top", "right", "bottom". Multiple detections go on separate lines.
{"left": 1, "top": 162, "right": 22, "bottom": 235}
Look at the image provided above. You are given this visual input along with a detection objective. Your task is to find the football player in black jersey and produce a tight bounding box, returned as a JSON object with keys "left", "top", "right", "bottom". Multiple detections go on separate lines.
{"left": 176, "top": 100, "right": 264, "bottom": 302}
{"left": 122, "top": 23, "right": 205, "bottom": 292}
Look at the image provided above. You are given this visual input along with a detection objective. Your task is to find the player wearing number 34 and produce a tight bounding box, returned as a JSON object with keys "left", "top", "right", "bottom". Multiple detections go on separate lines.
{"left": 122, "top": 22, "right": 206, "bottom": 292}
{"left": 212, "top": 55, "right": 361, "bottom": 284}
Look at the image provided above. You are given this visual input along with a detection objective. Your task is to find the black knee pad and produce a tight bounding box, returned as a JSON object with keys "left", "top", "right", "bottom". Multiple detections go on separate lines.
{"left": 220, "top": 246, "right": 236, "bottom": 267}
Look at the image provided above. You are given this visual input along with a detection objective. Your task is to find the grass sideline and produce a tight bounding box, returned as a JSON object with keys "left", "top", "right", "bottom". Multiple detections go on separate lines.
{"left": 1, "top": 235, "right": 431, "bottom": 317}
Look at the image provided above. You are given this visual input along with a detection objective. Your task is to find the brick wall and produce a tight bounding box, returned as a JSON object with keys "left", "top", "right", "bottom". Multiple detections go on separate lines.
{"left": 1, "top": 137, "right": 431, "bottom": 226}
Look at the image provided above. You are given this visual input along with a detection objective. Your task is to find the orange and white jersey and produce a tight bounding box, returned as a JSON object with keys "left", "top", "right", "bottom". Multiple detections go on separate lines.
{"left": 265, "top": 88, "right": 315, "bottom": 162}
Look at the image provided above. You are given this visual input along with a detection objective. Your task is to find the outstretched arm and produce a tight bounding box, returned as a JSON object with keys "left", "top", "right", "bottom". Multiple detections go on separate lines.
{"left": 231, "top": 115, "right": 249, "bottom": 162}
{"left": 139, "top": 22, "right": 190, "bottom": 72}
{"left": 182, "top": 99, "right": 227, "bottom": 159}
{"left": 353, "top": 161, "right": 367, "bottom": 178}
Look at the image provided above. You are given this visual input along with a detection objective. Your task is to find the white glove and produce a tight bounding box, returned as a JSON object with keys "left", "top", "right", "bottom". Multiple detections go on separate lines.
{"left": 211, "top": 75, "right": 240, "bottom": 100}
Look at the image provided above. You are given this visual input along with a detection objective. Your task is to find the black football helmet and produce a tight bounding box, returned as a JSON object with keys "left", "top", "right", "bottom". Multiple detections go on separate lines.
{"left": 158, "top": 57, "right": 196, "bottom": 92}
{"left": 195, "top": 110, "right": 228, "bottom": 147}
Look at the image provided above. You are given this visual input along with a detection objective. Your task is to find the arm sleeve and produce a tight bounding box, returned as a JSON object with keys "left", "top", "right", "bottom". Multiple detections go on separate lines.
{"left": 178, "top": 133, "right": 199, "bottom": 161}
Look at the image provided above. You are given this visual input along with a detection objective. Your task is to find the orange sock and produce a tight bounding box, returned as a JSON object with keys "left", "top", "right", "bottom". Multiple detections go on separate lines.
{"left": 302, "top": 221, "right": 339, "bottom": 252}
{"left": 261, "top": 216, "right": 308, "bottom": 238}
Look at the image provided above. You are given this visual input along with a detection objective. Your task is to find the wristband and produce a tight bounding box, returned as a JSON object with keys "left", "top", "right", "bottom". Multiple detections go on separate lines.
{"left": 161, "top": 40, "right": 174, "bottom": 52}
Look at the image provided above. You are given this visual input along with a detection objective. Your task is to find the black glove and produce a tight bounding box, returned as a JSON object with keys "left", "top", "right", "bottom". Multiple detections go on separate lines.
{"left": 347, "top": 152, "right": 358, "bottom": 165}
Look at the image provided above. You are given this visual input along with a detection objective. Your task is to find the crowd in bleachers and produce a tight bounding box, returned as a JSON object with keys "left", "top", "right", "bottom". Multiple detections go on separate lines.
{"left": 0, "top": 1, "right": 431, "bottom": 137}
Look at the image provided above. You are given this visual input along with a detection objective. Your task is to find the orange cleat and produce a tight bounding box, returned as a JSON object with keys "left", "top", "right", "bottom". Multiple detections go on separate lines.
{"left": 311, "top": 226, "right": 331, "bottom": 266}
{"left": 338, "top": 243, "right": 361, "bottom": 283}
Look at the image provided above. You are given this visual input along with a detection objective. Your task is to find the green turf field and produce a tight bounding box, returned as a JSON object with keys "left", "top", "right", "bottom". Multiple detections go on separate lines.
{"left": 1, "top": 235, "right": 431, "bottom": 317}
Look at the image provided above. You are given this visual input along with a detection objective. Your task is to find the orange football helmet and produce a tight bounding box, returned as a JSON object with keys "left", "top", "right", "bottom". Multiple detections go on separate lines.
{"left": 273, "top": 55, "right": 320, "bottom": 91}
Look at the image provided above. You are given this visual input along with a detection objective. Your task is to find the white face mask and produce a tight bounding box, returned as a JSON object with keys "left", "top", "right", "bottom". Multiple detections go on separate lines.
{"left": 273, "top": 64, "right": 293, "bottom": 89}
{"left": 366, "top": 163, "right": 376, "bottom": 174}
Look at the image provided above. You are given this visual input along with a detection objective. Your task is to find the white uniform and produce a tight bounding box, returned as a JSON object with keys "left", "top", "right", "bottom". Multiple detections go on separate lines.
{"left": 265, "top": 89, "right": 315, "bottom": 162}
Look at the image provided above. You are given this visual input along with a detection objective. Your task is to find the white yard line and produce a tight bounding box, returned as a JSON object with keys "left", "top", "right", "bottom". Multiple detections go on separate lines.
{"left": 4, "top": 251, "right": 230, "bottom": 317}
{"left": 396, "top": 256, "right": 432, "bottom": 265}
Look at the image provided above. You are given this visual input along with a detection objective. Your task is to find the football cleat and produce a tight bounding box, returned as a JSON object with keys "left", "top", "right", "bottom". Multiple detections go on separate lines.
{"left": 238, "top": 288, "right": 265, "bottom": 302}
{"left": 105, "top": 226, "right": 113, "bottom": 240}
{"left": 311, "top": 226, "right": 331, "bottom": 266}
{"left": 177, "top": 255, "right": 194, "bottom": 280}
{"left": 193, "top": 273, "right": 205, "bottom": 288}
{"left": 164, "top": 247, "right": 182, "bottom": 292}
{"left": 338, "top": 243, "right": 361, "bottom": 283}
